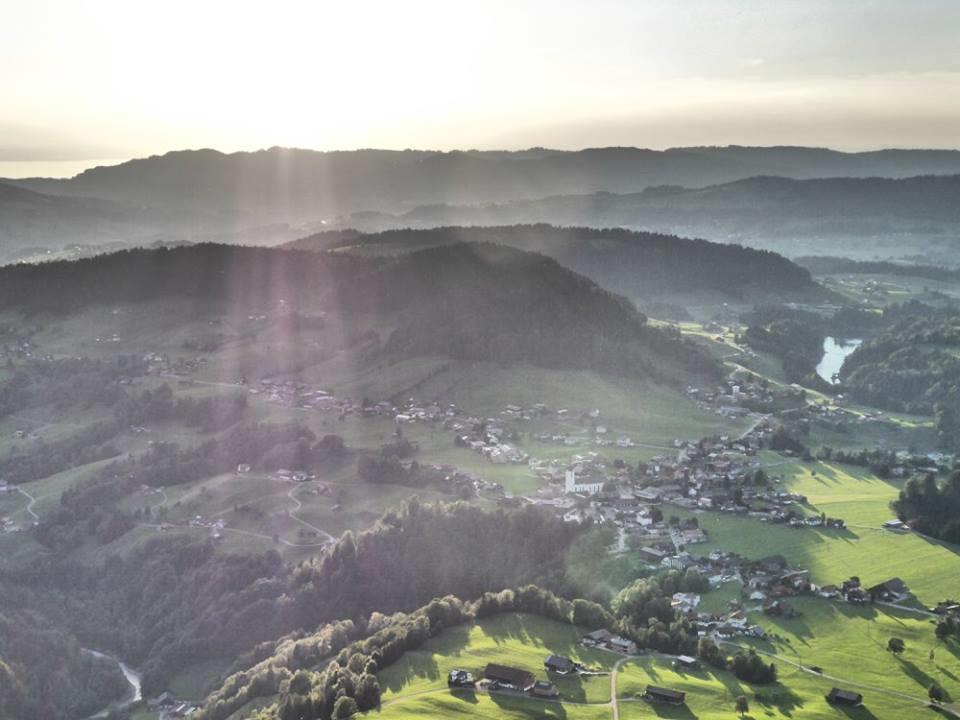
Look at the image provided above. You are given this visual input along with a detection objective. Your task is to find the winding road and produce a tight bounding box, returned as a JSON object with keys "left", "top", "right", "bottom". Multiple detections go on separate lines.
{"left": 15, "top": 486, "right": 39, "bottom": 521}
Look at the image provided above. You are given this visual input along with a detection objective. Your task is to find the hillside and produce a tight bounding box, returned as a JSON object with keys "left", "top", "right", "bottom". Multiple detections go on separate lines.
{"left": 0, "top": 241, "right": 714, "bottom": 383}
{"left": 335, "top": 174, "right": 960, "bottom": 261}
{"left": 287, "top": 225, "right": 828, "bottom": 308}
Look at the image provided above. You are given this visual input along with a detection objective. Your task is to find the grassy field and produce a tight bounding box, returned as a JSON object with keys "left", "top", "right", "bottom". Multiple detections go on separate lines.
{"left": 377, "top": 613, "right": 615, "bottom": 705}
{"left": 683, "top": 457, "right": 960, "bottom": 606}
{"left": 369, "top": 609, "right": 955, "bottom": 719}
{"left": 373, "top": 693, "right": 612, "bottom": 720}
{"left": 746, "top": 598, "right": 960, "bottom": 706}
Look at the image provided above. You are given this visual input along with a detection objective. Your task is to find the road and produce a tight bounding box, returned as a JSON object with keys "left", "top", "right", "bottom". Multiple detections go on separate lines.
{"left": 15, "top": 486, "right": 39, "bottom": 521}
{"left": 609, "top": 656, "right": 630, "bottom": 720}
{"left": 287, "top": 484, "right": 337, "bottom": 544}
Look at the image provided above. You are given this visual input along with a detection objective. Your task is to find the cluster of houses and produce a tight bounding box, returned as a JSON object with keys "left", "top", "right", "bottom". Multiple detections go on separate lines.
{"left": 146, "top": 691, "right": 197, "bottom": 718}
{"left": 256, "top": 378, "right": 357, "bottom": 417}
{"left": 448, "top": 654, "right": 593, "bottom": 699}
{"left": 821, "top": 576, "right": 911, "bottom": 605}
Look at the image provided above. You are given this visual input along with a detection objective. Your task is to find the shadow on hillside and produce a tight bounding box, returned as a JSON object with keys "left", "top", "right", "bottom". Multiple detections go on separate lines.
{"left": 912, "top": 531, "right": 960, "bottom": 559}
{"left": 834, "top": 704, "right": 880, "bottom": 720}
{"left": 380, "top": 623, "right": 472, "bottom": 694}
{"left": 489, "top": 691, "right": 568, "bottom": 719}
{"left": 752, "top": 683, "right": 805, "bottom": 717}
{"left": 896, "top": 656, "right": 938, "bottom": 691}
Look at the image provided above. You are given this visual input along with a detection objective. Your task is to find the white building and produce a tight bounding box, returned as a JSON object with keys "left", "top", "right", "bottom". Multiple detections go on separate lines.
{"left": 564, "top": 468, "right": 605, "bottom": 495}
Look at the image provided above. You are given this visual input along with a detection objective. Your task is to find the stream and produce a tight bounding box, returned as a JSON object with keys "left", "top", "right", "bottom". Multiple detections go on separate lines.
{"left": 81, "top": 648, "right": 142, "bottom": 720}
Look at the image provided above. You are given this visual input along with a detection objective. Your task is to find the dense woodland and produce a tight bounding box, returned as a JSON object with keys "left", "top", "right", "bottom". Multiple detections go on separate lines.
{"left": 892, "top": 472, "right": 960, "bottom": 543}
{"left": 0, "top": 585, "right": 130, "bottom": 720}
{"left": 292, "top": 224, "right": 823, "bottom": 303}
{"left": 840, "top": 305, "right": 960, "bottom": 449}
{"left": 0, "top": 242, "right": 715, "bottom": 384}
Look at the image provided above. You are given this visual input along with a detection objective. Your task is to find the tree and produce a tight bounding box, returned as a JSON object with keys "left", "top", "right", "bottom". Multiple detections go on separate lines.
{"left": 735, "top": 694, "right": 749, "bottom": 715}
{"left": 888, "top": 637, "right": 906, "bottom": 655}
{"left": 333, "top": 695, "right": 359, "bottom": 719}
{"left": 929, "top": 683, "right": 945, "bottom": 704}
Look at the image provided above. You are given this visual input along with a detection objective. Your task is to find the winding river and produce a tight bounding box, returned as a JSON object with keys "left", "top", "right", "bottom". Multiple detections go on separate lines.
{"left": 81, "top": 649, "right": 142, "bottom": 720}
{"left": 816, "top": 336, "right": 862, "bottom": 384}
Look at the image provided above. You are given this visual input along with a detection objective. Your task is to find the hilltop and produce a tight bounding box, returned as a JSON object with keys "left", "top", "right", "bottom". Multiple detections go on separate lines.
{"left": 287, "top": 225, "right": 829, "bottom": 308}
{"left": 0, "top": 241, "right": 714, "bottom": 384}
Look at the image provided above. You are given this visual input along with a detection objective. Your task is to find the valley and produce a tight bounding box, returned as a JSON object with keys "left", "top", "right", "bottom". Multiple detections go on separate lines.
{"left": 0, "top": 235, "right": 958, "bottom": 720}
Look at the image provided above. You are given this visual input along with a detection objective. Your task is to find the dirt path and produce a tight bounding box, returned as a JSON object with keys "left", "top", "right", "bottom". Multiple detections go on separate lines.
{"left": 15, "top": 486, "right": 39, "bottom": 521}
{"left": 287, "top": 484, "right": 336, "bottom": 544}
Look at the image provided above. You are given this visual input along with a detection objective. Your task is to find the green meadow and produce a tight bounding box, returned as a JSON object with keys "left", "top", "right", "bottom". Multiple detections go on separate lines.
{"left": 377, "top": 613, "right": 615, "bottom": 706}
{"left": 688, "top": 457, "right": 960, "bottom": 606}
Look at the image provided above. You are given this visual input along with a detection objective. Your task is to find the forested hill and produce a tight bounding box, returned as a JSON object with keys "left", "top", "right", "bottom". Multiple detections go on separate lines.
{"left": 287, "top": 225, "right": 826, "bottom": 305}
{"left": 0, "top": 242, "right": 715, "bottom": 382}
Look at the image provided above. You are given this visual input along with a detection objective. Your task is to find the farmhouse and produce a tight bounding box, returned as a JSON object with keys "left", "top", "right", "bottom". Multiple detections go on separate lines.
{"left": 544, "top": 655, "right": 576, "bottom": 675}
{"left": 484, "top": 663, "right": 535, "bottom": 692}
{"left": 531, "top": 680, "right": 560, "bottom": 698}
{"left": 674, "top": 655, "right": 700, "bottom": 670}
{"left": 645, "top": 685, "right": 686, "bottom": 705}
{"left": 826, "top": 688, "right": 863, "bottom": 706}
{"left": 448, "top": 669, "right": 475, "bottom": 688}
{"left": 638, "top": 546, "right": 667, "bottom": 565}
{"left": 867, "top": 578, "right": 909, "bottom": 602}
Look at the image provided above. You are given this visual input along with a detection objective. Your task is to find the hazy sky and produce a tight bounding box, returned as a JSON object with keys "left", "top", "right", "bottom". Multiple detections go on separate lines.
{"left": 4, "top": 0, "right": 960, "bottom": 176}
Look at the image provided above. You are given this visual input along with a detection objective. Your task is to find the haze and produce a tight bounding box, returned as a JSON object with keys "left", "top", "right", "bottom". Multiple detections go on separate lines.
{"left": 4, "top": 0, "right": 960, "bottom": 177}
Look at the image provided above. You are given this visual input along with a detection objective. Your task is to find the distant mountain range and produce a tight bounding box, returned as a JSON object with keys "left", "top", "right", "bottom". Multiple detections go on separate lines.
{"left": 330, "top": 174, "right": 960, "bottom": 262}
{"left": 4, "top": 145, "right": 960, "bottom": 261}
{"left": 287, "top": 225, "right": 833, "bottom": 308}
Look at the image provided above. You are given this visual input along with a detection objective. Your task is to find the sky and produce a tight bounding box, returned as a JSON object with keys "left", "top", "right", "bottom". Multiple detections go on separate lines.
{"left": 3, "top": 0, "right": 960, "bottom": 176}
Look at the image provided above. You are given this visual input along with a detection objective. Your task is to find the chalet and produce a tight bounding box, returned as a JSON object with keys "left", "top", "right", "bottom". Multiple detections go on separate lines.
{"left": 867, "top": 578, "right": 909, "bottom": 602}
{"left": 583, "top": 629, "right": 613, "bottom": 646}
{"left": 674, "top": 655, "right": 700, "bottom": 670}
{"left": 484, "top": 663, "right": 535, "bottom": 692}
{"left": 639, "top": 547, "right": 667, "bottom": 565}
{"left": 609, "top": 636, "right": 638, "bottom": 654}
{"left": 448, "top": 669, "right": 475, "bottom": 688}
{"left": 645, "top": 685, "right": 686, "bottom": 705}
{"left": 531, "top": 680, "right": 559, "bottom": 698}
{"left": 826, "top": 688, "right": 863, "bottom": 706}
{"left": 544, "top": 655, "right": 576, "bottom": 675}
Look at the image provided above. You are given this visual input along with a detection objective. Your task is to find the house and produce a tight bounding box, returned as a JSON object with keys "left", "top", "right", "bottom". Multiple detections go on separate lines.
{"left": 645, "top": 685, "right": 686, "bottom": 705}
{"left": 448, "top": 669, "right": 475, "bottom": 688}
{"left": 674, "top": 655, "right": 700, "bottom": 670}
{"left": 609, "top": 636, "right": 637, "bottom": 654}
{"left": 484, "top": 663, "right": 535, "bottom": 692}
{"left": 583, "top": 629, "right": 614, "bottom": 646}
{"left": 867, "top": 578, "right": 909, "bottom": 602}
{"left": 639, "top": 547, "right": 667, "bottom": 565}
{"left": 671, "top": 593, "right": 701, "bottom": 613}
{"left": 147, "top": 692, "right": 176, "bottom": 709}
{"left": 826, "top": 688, "right": 863, "bottom": 706}
{"left": 757, "top": 554, "right": 788, "bottom": 573}
{"left": 544, "top": 655, "right": 576, "bottom": 675}
{"left": 531, "top": 680, "right": 559, "bottom": 698}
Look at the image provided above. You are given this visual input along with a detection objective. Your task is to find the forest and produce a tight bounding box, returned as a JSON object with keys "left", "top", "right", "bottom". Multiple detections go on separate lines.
{"left": 892, "top": 472, "right": 960, "bottom": 543}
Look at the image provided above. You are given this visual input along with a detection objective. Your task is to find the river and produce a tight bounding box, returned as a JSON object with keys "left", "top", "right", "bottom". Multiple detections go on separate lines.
{"left": 81, "top": 648, "right": 142, "bottom": 720}
{"left": 816, "top": 336, "right": 862, "bottom": 384}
